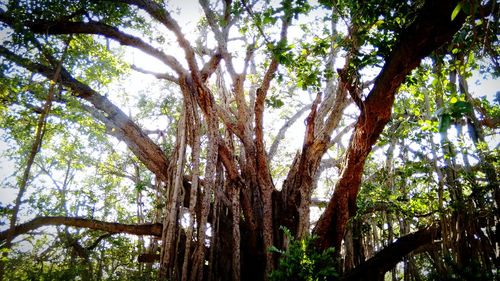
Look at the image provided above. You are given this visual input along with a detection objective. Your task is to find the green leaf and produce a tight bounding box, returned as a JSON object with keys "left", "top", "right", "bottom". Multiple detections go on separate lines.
{"left": 451, "top": 2, "right": 462, "bottom": 21}
{"left": 268, "top": 245, "right": 283, "bottom": 254}
{"left": 451, "top": 101, "right": 473, "bottom": 118}
{"left": 439, "top": 114, "right": 452, "bottom": 133}
{"left": 266, "top": 96, "right": 284, "bottom": 108}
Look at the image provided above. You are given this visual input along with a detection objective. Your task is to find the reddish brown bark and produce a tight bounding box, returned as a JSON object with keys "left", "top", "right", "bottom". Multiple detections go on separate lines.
{"left": 313, "top": 0, "right": 466, "bottom": 251}
{"left": 278, "top": 64, "right": 350, "bottom": 241}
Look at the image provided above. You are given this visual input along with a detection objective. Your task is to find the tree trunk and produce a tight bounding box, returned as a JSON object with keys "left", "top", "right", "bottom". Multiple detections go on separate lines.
{"left": 314, "top": 0, "right": 465, "bottom": 253}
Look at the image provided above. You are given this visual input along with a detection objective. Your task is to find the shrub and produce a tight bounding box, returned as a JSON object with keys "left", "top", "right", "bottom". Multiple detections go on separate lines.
{"left": 269, "top": 227, "right": 338, "bottom": 281}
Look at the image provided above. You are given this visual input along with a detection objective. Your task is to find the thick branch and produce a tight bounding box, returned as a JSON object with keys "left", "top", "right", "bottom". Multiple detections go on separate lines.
{"left": 314, "top": 0, "right": 467, "bottom": 250}
{"left": 120, "top": 0, "right": 202, "bottom": 81}
{"left": 200, "top": 53, "right": 223, "bottom": 82}
{"left": 341, "top": 226, "right": 440, "bottom": 281}
{"left": 254, "top": 15, "right": 290, "bottom": 164}
{"left": 254, "top": 61, "right": 278, "bottom": 163}
{"left": 0, "top": 216, "right": 162, "bottom": 242}
{"left": 0, "top": 12, "right": 186, "bottom": 75}
{"left": 0, "top": 46, "right": 170, "bottom": 182}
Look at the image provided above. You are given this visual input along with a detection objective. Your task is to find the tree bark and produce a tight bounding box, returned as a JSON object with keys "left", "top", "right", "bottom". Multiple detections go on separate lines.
{"left": 314, "top": 0, "right": 466, "bottom": 251}
{"left": 0, "top": 46, "right": 171, "bottom": 183}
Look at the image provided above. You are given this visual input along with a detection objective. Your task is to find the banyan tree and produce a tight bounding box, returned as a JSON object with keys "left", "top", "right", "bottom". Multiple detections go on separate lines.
{"left": 0, "top": 0, "right": 498, "bottom": 280}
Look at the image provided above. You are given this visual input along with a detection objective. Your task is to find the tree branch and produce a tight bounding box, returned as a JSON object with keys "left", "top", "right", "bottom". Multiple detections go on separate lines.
{"left": 341, "top": 225, "right": 440, "bottom": 281}
{"left": 86, "top": 233, "right": 113, "bottom": 251}
{"left": 0, "top": 46, "right": 170, "bottom": 182}
{"left": 314, "top": 0, "right": 468, "bottom": 251}
{"left": 0, "top": 11, "right": 186, "bottom": 75}
{"left": 119, "top": 0, "right": 202, "bottom": 81}
{"left": 131, "top": 65, "right": 179, "bottom": 83}
{"left": 198, "top": 0, "right": 238, "bottom": 79}
{"left": 200, "top": 53, "right": 223, "bottom": 82}
{"left": 0, "top": 216, "right": 162, "bottom": 242}
{"left": 268, "top": 103, "right": 312, "bottom": 161}
{"left": 254, "top": 16, "right": 290, "bottom": 184}
{"left": 199, "top": 0, "right": 224, "bottom": 44}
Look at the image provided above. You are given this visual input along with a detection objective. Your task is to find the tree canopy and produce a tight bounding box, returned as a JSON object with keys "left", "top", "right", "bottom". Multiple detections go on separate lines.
{"left": 0, "top": 0, "right": 498, "bottom": 280}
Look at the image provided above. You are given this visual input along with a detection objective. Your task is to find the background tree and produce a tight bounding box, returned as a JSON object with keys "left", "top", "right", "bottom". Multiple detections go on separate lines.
{"left": 0, "top": 0, "right": 498, "bottom": 280}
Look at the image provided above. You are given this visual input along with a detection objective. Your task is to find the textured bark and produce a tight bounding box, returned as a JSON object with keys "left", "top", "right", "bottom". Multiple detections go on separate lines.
{"left": 279, "top": 65, "right": 350, "bottom": 242}
{"left": 181, "top": 93, "right": 201, "bottom": 281}
{"left": 159, "top": 108, "right": 187, "bottom": 279}
{"left": 231, "top": 184, "right": 241, "bottom": 281}
{"left": 254, "top": 58, "right": 280, "bottom": 277}
{"left": 314, "top": 0, "right": 466, "bottom": 251}
{"left": 277, "top": 25, "right": 355, "bottom": 240}
{"left": 191, "top": 107, "right": 219, "bottom": 281}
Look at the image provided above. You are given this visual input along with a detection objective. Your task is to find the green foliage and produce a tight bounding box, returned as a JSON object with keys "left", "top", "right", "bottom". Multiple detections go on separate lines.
{"left": 269, "top": 227, "right": 338, "bottom": 281}
{"left": 451, "top": 2, "right": 463, "bottom": 21}
{"left": 330, "top": 0, "right": 419, "bottom": 66}
{"left": 66, "top": 35, "right": 129, "bottom": 88}
{"left": 6, "top": 0, "right": 141, "bottom": 28}
{"left": 437, "top": 97, "right": 473, "bottom": 133}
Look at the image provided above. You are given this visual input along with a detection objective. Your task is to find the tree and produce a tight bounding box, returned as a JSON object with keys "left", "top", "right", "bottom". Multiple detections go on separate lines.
{"left": 0, "top": 0, "right": 498, "bottom": 280}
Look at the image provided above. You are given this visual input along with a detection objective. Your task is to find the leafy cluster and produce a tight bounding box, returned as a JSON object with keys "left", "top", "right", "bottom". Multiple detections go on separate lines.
{"left": 269, "top": 228, "right": 338, "bottom": 281}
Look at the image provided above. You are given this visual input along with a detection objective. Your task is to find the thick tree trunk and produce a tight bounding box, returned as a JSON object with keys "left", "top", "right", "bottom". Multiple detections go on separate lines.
{"left": 314, "top": 0, "right": 465, "bottom": 252}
